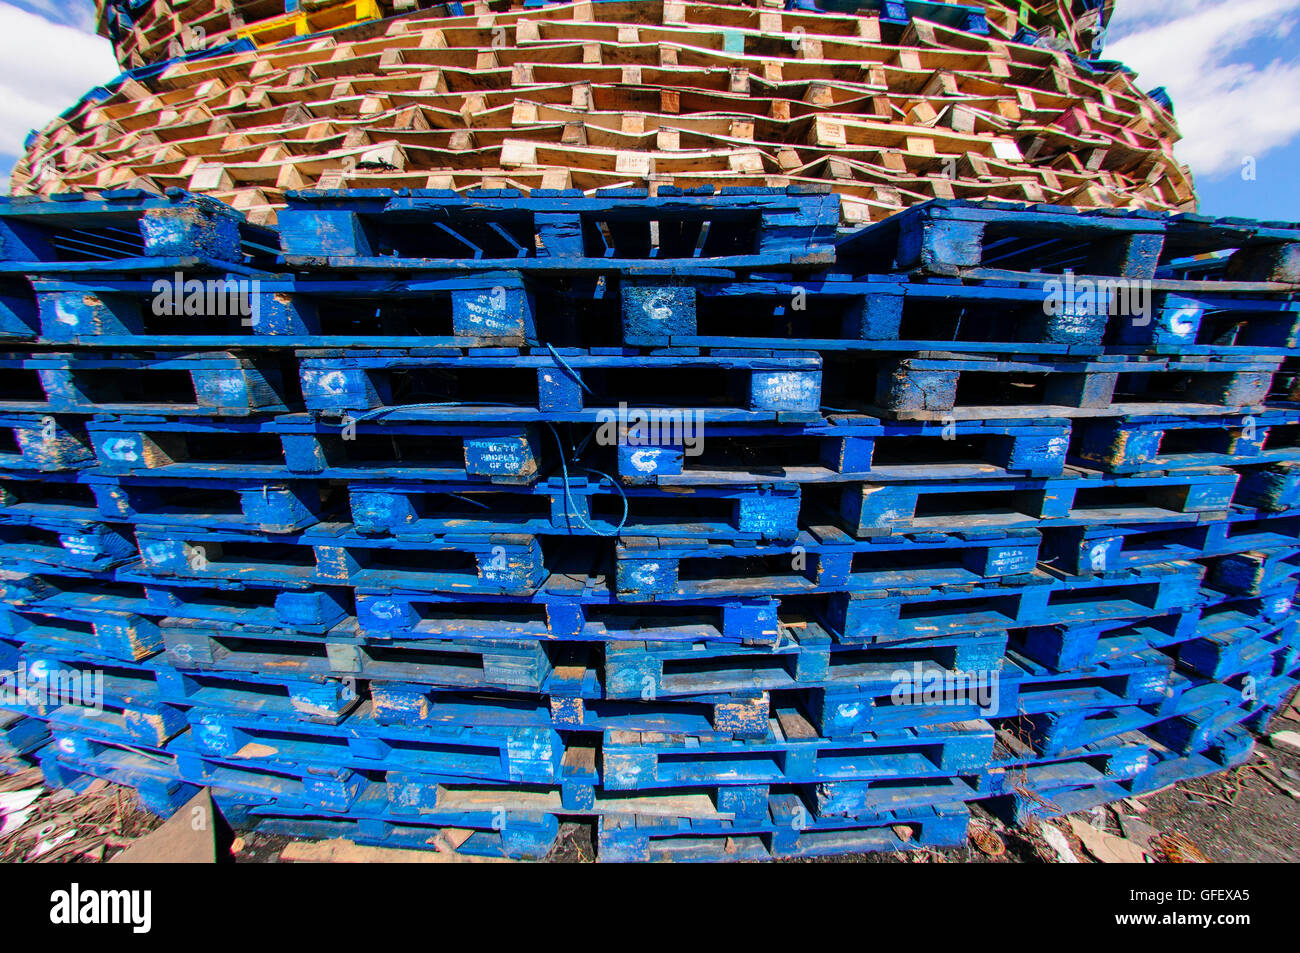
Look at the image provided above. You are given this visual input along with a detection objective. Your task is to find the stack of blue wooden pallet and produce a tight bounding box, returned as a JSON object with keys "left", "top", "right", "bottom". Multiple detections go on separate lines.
{"left": 0, "top": 186, "right": 1298, "bottom": 861}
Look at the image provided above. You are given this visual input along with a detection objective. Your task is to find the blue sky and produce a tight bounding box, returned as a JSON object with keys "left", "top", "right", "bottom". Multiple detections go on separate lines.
{"left": 0, "top": 0, "right": 1296, "bottom": 220}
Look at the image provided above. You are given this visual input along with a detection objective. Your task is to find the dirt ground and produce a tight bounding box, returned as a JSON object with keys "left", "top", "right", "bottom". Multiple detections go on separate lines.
{"left": 4, "top": 701, "right": 1297, "bottom": 864}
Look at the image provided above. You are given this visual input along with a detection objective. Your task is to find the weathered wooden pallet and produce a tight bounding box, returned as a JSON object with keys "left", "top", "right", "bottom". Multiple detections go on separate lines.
{"left": 82, "top": 472, "right": 344, "bottom": 534}
{"left": 0, "top": 710, "right": 50, "bottom": 760}
{"left": 980, "top": 731, "right": 1255, "bottom": 824}
{"left": 832, "top": 465, "right": 1239, "bottom": 537}
{"left": 835, "top": 197, "right": 1300, "bottom": 284}
{"left": 596, "top": 798, "right": 970, "bottom": 861}
{"left": 297, "top": 347, "right": 824, "bottom": 421}
{"left": 1039, "top": 507, "right": 1300, "bottom": 578}
{"left": 0, "top": 351, "right": 296, "bottom": 418}
{"left": 276, "top": 186, "right": 840, "bottom": 270}
{"left": 603, "top": 623, "right": 1009, "bottom": 699}
{"left": 187, "top": 704, "right": 564, "bottom": 784}
{"left": 600, "top": 709, "right": 994, "bottom": 790}
{"left": 158, "top": 619, "right": 555, "bottom": 693}
{"left": 0, "top": 189, "right": 278, "bottom": 273}
{"left": 821, "top": 559, "right": 1205, "bottom": 643}
{"left": 614, "top": 417, "right": 1071, "bottom": 485}
{"left": 0, "top": 413, "right": 95, "bottom": 473}
{"left": 842, "top": 353, "right": 1280, "bottom": 422}
{"left": 30, "top": 270, "right": 547, "bottom": 348}
{"left": 86, "top": 415, "right": 545, "bottom": 485}
{"left": 611, "top": 527, "right": 1041, "bottom": 601}
{"left": 1068, "top": 409, "right": 1300, "bottom": 475}
{"left": 0, "top": 516, "right": 137, "bottom": 575}
{"left": 348, "top": 478, "right": 802, "bottom": 540}
{"left": 133, "top": 523, "right": 548, "bottom": 594}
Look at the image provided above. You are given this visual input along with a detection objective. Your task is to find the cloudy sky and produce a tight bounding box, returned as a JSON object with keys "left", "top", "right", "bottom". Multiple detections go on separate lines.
{"left": 0, "top": 0, "right": 1295, "bottom": 218}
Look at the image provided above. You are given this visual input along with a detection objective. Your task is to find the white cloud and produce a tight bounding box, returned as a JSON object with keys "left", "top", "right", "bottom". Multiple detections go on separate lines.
{"left": 0, "top": 3, "right": 118, "bottom": 165}
{"left": 6, "top": 0, "right": 98, "bottom": 32}
{"left": 1106, "top": 0, "right": 1300, "bottom": 175}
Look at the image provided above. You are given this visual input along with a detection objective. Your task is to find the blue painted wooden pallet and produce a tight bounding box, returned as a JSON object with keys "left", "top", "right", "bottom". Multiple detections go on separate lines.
{"left": 811, "top": 775, "right": 984, "bottom": 820}
{"left": 1108, "top": 289, "right": 1300, "bottom": 357}
{"left": 845, "top": 352, "right": 1280, "bottom": 422}
{"left": 0, "top": 710, "right": 49, "bottom": 759}
{"left": 835, "top": 199, "right": 1170, "bottom": 280}
{"left": 84, "top": 472, "right": 340, "bottom": 534}
{"left": 30, "top": 271, "right": 541, "bottom": 349}
{"left": 1171, "top": 616, "right": 1300, "bottom": 681}
{"left": 978, "top": 725, "right": 1169, "bottom": 796}
{"left": 0, "top": 470, "right": 104, "bottom": 526}
{"left": 1206, "top": 546, "right": 1300, "bottom": 597}
{"left": 610, "top": 528, "right": 1041, "bottom": 601}
{"left": 1011, "top": 609, "right": 1205, "bottom": 673}
{"left": 1157, "top": 212, "right": 1300, "bottom": 284}
{"left": 822, "top": 559, "right": 1204, "bottom": 644}
{"left": 832, "top": 466, "right": 1239, "bottom": 537}
{"left": 85, "top": 415, "right": 544, "bottom": 485}
{"left": 600, "top": 710, "right": 994, "bottom": 790}
{"left": 1236, "top": 461, "right": 1300, "bottom": 512}
{"left": 0, "top": 351, "right": 295, "bottom": 418}
{"left": 0, "top": 413, "right": 95, "bottom": 473}
{"left": 0, "top": 189, "right": 278, "bottom": 274}
{"left": 623, "top": 274, "right": 1110, "bottom": 354}
{"left": 9, "top": 632, "right": 361, "bottom": 724}
{"left": 133, "top": 523, "right": 548, "bottom": 594}
{"left": 368, "top": 682, "right": 776, "bottom": 741}
{"left": 0, "top": 567, "right": 350, "bottom": 637}
{"left": 352, "top": 587, "right": 781, "bottom": 643}
{"left": 614, "top": 417, "right": 1071, "bottom": 485}
{"left": 187, "top": 704, "right": 563, "bottom": 785}
{"left": 0, "top": 516, "right": 137, "bottom": 574}
{"left": 297, "top": 347, "right": 824, "bottom": 421}
{"left": 1068, "top": 410, "right": 1300, "bottom": 475}
{"left": 981, "top": 734, "right": 1256, "bottom": 825}
{"left": 276, "top": 186, "right": 840, "bottom": 272}
{"left": 36, "top": 741, "right": 200, "bottom": 818}
{"left": 1039, "top": 507, "right": 1299, "bottom": 578}
{"left": 158, "top": 667, "right": 360, "bottom": 724}
{"left": 347, "top": 478, "right": 802, "bottom": 541}
{"left": 604, "top": 622, "right": 1009, "bottom": 700}
{"left": 596, "top": 798, "right": 970, "bottom": 862}
{"left": 0, "top": 601, "right": 161, "bottom": 662}
{"left": 230, "top": 778, "right": 564, "bottom": 860}
{"left": 157, "top": 618, "right": 554, "bottom": 693}
{"left": 835, "top": 198, "right": 1300, "bottom": 287}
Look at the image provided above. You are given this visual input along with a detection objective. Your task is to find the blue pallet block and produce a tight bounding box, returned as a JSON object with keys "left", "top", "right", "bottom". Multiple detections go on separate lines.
{"left": 0, "top": 413, "right": 95, "bottom": 472}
